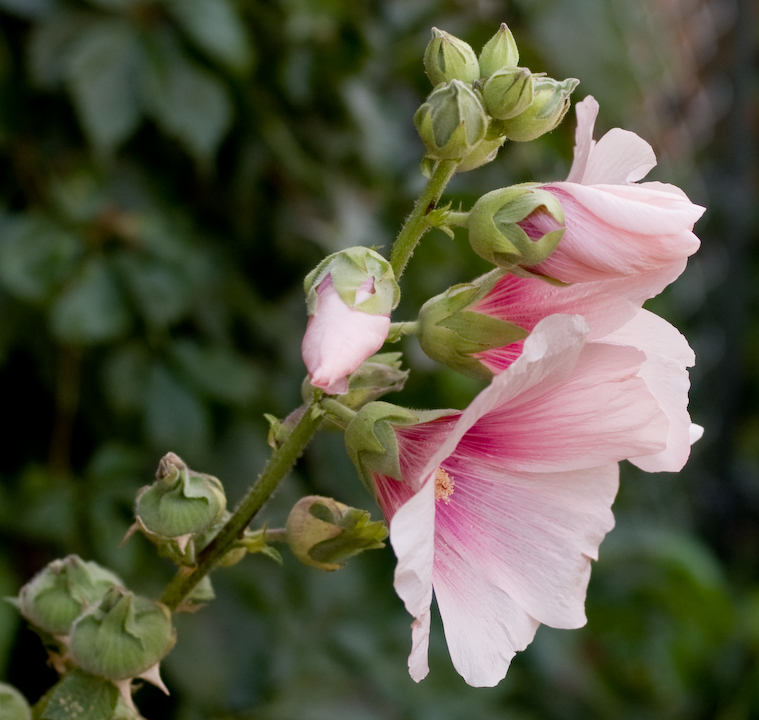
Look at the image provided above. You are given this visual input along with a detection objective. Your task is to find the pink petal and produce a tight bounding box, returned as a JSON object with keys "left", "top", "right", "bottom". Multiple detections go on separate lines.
{"left": 434, "top": 460, "right": 618, "bottom": 630}
{"left": 580, "top": 128, "right": 657, "bottom": 185}
{"left": 301, "top": 275, "right": 390, "bottom": 394}
{"left": 603, "top": 310, "right": 696, "bottom": 472}
{"left": 565, "top": 96, "right": 600, "bottom": 184}
{"left": 432, "top": 541, "right": 540, "bottom": 686}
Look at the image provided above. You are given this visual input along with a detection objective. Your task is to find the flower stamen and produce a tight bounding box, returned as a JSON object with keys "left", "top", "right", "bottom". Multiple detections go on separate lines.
{"left": 434, "top": 467, "right": 455, "bottom": 503}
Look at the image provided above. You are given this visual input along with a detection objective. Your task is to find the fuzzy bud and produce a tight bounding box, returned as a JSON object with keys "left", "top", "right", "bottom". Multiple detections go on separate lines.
{"left": 482, "top": 67, "right": 533, "bottom": 120}
{"left": 414, "top": 80, "right": 488, "bottom": 161}
{"left": 16, "top": 555, "right": 123, "bottom": 636}
{"left": 69, "top": 587, "right": 176, "bottom": 681}
{"left": 467, "top": 185, "right": 566, "bottom": 268}
{"left": 423, "top": 28, "right": 480, "bottom": 86}
{"left": 478, "top": 23, "right": 519, "bottom": 77}
{"left": 500, "top": 77, "right": 579, "bottom": 142}
{"left": 135, "top": 453, "right": 226, "bottom": 540}
{"left": 286, "top": 496, "right": 387, "bottom": 571}
{"left": 0, "top": 683, "right": 31, "bottom": 720}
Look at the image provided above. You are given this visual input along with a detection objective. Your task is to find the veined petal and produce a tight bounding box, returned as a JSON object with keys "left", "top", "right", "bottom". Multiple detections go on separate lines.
{"left": 581, "top": 128, "right": 657, "bottom": 185}
{"left": 435, "top": 461, "right": 618, "bottom": 630}
{"left": 604, "top": 309, "right": 696, "bottom": 472}
{"left": 565, "top": 96, "right": 599, "bottom": 184}
{"left": 433, "top": 542, "right": 540, "bottom": 687}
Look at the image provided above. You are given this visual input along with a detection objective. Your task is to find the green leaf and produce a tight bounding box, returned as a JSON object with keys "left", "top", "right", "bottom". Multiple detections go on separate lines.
{"left": 41, "top": 670, "right": 119, "bottom": 720}
{"left": 171, "top": 340, "right": 260, "bottom": 404}
{"left": 30, "top": 10, "right": 96, "bottom": 88}
{"left": 145, "top": 364, "right": 210, "bottom": 458}
{"left": 0, "top": 214, "right": 84, "bottom": 302}
{"left": 118, "top": 254, "right": 191, "bottom": 328}
{"left": 142, "top": 29, "right": 233, "bottom": 163}
{"left": 65, "top": 19, "right": 143, "bottom": 154}
{"left": 51, "top": 257, "right": 131, "bottom": 345}
{"left": 165, "top": 0, "right": 254, "bottom": 73}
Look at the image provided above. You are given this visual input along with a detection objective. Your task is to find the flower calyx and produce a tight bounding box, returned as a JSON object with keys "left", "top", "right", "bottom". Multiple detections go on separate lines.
{"left": 304, "top": 247, "right": 399, "bottom": 318}
{"left": 467, "top": 185, "right": 566, "bottom": 268}
{"left": 344, "top": 401, "right": 452, "bottom": 493}
{"left": 414, "top": 80, "right": 488, "bottom": 161}
{"left": 286, "top": 496, "right": 388, "bottom": 571}
{"left": 68, "top": 586, "right": 175, "bottom": 685}
{"left": 481, "top": 67, "right": 534, "bottom": 120}
{"left": 131, "top": 453, "right": 227, "bottom": 565}
{"left": 417, "top": 270, "right": 529, "bottom": 380}
{"left": 0, "top": 682, "right": 31, "bottom": 720}
{"left": 423, "top": 28, "right": 480, "bottom": 87}
{"left": 15, "top": 555, "right": 124, "bottom": 638}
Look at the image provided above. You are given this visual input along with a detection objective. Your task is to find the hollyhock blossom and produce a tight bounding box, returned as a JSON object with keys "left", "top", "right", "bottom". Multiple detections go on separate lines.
{"left": 349, "top": 315, "right": 672, "bottom": 686}
{"left": 526, "top": 95, "right": 704, "bottom": 288}
{"left": 302, "top": 274, "right": 391, "bottom": 395}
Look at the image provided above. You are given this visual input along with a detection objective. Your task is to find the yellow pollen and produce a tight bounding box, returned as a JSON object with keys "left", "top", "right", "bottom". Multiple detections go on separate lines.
{"left": 434, "top": 467, "right": 455, "bottom": 503}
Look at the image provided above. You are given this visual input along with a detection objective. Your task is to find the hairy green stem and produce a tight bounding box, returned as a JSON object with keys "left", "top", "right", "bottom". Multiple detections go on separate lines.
{"left": 446, "top": 210, "right": 470, "bottom": 227}
{"left": 320, "top": 398, "right": 357, "bottom": 427}
{"left": 389, "top": 159, "right": 460, "bottom": 278}
{"left": 161, "top": 402, "right": 324, "bottom": 610}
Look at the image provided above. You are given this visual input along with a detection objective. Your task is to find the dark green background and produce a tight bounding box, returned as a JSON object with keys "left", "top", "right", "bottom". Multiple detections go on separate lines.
{"left": 0, "top": 0, "right": 756, "bottom": 717}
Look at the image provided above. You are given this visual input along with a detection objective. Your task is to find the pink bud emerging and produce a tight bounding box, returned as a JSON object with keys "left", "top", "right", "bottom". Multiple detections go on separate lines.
{"left": 302, "top": 275, "right": 391, "bottom": 395}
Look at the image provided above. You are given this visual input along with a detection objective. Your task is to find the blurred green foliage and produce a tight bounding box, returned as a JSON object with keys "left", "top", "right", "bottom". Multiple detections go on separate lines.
{"left": 0, "top": 0, "right": 756, "bottom": 718}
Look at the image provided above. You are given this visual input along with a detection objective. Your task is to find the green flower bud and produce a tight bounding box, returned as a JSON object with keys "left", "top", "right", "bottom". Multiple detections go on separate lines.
{"left": 16, "top": 555, "right": 123, "bottom": 636}
{"left": 135, "top": 453, "right": 226, "bottom": 539}
{"left": 500, "top": 77, "right": 579, "bottom": 142}
{"left": 418, "top": 270, "right": 529, "bottom": 380}
{"left": 344, "top": 402, "right": 452, "bottom": 492}
{"left": 423, "top": 27, "right": 480, "bottom": 86}
{"left": 304, "top": 247, "right": 399, "bottom": 318}
{"left": 303, "top": 351, "right": 408, "bottom": 410}
{"left": 69, "top": 587, "right": 176, "bottom": 681}
{"left": 414, "top": 80, "right": 488, "bottom": 161}
{"left": 286, "top": 496, "right": 387, "bottom": 571}
{"left": 467, "top": 185, "right": 566, "bottom": 268}
{"left": 482, "top": 67, "right": 533, "bottom": 120}
{"left": 478, "top": 23, "right": 519, "bottom": 77}
{"left": 456, "top": 136, "right": 506, "bottom": 172}
{"left": 0, "top": 683, "right": 31, "bottom": 720}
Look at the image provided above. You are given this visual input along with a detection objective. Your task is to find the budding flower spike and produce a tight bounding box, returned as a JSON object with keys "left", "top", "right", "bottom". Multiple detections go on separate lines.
{"left": 302, "top": 247, "right": 400, "bottom": 395}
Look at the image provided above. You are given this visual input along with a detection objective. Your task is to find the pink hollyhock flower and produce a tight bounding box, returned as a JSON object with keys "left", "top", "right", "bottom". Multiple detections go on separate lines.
{"left": 524, "top": 96, "right": 704, "bottom": 289}
{"left": 463, "top": 275, "right": 699, "bottom": 472}
{"left": 367, "top": 315, "right": 671, "bottom": 686}
{"left": 302, "top": 274, "right": 391, "bottom": 395}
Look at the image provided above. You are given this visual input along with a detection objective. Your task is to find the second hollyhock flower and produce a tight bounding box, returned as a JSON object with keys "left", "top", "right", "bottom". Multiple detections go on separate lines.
{"left": 345, "top": 314, "right": 672, "bottom": 687}
{"left": 301, "top": 248, "right": 400, "bottom": 395}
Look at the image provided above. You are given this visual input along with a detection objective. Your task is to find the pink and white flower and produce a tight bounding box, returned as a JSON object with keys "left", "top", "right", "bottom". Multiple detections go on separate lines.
{"left": 526, "top": 96, "right": 704, "bottom": 291}
{"left": 302, "top": 274, "right": 390, "bottom": 395}
{"left": 368, "top": 315, "right": 672, "bottom": 686}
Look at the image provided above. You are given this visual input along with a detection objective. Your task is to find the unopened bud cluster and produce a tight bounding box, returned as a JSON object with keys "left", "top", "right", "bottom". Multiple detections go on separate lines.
{"left": 415, "top": 24, "right": 578, "bottom": 170}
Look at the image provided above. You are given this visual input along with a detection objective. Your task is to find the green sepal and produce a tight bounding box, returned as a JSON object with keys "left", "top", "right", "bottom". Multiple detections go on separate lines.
{"left": 304, "top": 247, "right": 399, "bottom": 317}
{"left": 481, "top": 67, "right": 533, "bottom": 120}
{"left": 69, "top": 587, "right": 176, "bottom": 681}
{"left": 500, "top": 76, "right": 579, "bottom": 142}
{"left": 16, "top": 555, "right": 123, "bottom": 637}
{"left": 417, "top": 269, "right": 528, "bottom": 379}
{"left": 478, "top": 23, "right": 519, "bottom": 77}
{"left": 286, "top": 496, "right": 387, "bottom": 571}
{"left": 344, "top": 401, "right": 453, "bottom": 493}
{"left": 134, "top": 453, "right": 226, "bottom": 539}
{"left": 38, "top": 671, "right": 119, "bottom": 720}
{"left": 423, "top": 28, "right": 480, "bottom": 86}
{"left": 468, "top": 185, "right": 566, "bottom": 268}
{"left": 0, "top": 682, "right": 31, "bottom": 720}
{"left": 456, "top": 136, "right": 506, "bottom": 172}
